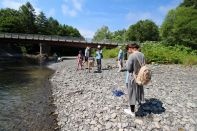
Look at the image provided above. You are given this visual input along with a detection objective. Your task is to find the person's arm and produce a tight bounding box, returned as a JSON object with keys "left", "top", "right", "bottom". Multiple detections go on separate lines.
{"left": 126, "top": 54, "right": 134, "bottom": 73}
{"left": 118, "top": 50, "right": 121, "bottom": 60}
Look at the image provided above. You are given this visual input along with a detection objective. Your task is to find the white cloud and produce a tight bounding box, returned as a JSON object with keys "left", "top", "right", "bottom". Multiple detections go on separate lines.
{"left": 61, "top": 0, "right": 83, "bottom": 17}
{"left": 79, "top": 28, "right": 95, "bottom": 38}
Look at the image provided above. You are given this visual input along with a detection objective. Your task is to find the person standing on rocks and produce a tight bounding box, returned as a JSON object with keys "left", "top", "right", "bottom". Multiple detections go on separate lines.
{"left": 117, "top": 46, "right": 124, "bottom": 72}
{"left": 95, "top": 45, "right": 103, "bottom": 72}
{"left": 84, "top": 46, "right": 90, "bottom": 68}
{"left": 124, "top": 43, "right": 145, "bottom": 117}
{"left": 77, "top": 50, "right": 84, "bottom": 70}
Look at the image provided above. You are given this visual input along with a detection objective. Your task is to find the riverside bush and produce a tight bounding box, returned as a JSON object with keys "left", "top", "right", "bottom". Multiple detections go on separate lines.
{"left": 102, "top": 41, "right": 197, "bottom": 65}
{"left": 142, "top": 41, "right": 197, "bottom": 65}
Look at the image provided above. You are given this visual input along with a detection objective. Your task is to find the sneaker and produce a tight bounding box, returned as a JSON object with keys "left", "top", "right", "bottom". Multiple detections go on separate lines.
{"left": 124, "top": 109, "right": 135, "bottom": 117}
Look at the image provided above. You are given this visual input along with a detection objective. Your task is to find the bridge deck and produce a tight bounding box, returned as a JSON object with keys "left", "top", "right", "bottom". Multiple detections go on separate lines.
{"left": 0, "top": 33, "right": 123, "bottom": 48}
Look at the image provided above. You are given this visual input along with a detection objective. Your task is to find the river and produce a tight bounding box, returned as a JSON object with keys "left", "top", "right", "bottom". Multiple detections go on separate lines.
{"left": 0, "top": 58, "right": 57, "bottom": 131}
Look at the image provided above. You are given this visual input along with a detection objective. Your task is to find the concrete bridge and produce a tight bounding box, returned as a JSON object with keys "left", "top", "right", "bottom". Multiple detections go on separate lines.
{"left": 0, "top": 33, "right": 120, "bottom": 48}
{"left": 0, "top": 33, "right": 123, "bottom": 56}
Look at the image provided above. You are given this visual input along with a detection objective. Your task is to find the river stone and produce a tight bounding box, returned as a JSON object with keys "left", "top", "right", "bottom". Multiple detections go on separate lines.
{"left": 134, "top": 119, "right": 143, "bottom": 125}
{"left": 106, "top": 123, "right": 112, "bottom": 129}
{"left": 153, "top": 117, "right": 161, "bottom": 122}
{"left": 90, "top": 120, "right": 97, "bottom": 125}
{"left": 93, "top": 127, "right": 99, "bottom": 131}
{"left": 153, "top": 122, "right": 160, "bottom": 129}
{"left": 111, "top": 113, "right": 117, "bottom": 119}
{"left": 187, "top": 102, "right": 197, "bottom": 108}
{"left": 122, "top": 123, "right": 129, "bottom": 128}
{"left": 104, "top": 115, "right": 110, "bottom": 121}
{"left": 163, "top": 125, "right": 170, "bottom": 131}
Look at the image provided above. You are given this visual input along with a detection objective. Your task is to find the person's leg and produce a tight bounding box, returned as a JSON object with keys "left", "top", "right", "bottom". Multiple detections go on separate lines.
{"left": 124, "top": 79, "right": 136, "bottom": 117}
{"left": 77, "top": 61, "right": 79, "bottom": 70}
{"left": 118, "top": 60, "right": 121, "bottom": 72}
{"left": 126, "top": 83, "right": 128, "bottom": 88}
{"left": 130, "top": 105, "right": 135, "bottom": 112}
{"left": 96, "top": 59, "right": 99, "bottom": 71}
{"left": 121, "top": 60, "right": 123, "bottom": 68}
{"left": 99, "top": 59, "right": 102, "bottom": 71}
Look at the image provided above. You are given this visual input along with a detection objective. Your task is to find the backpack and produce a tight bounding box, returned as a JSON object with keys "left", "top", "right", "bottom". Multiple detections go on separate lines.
{"left": 133, "top": 56, "right": 151, "bottom": 86}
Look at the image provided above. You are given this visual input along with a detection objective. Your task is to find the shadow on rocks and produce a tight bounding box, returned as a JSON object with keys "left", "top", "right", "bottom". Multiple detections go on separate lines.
{"left": 94, "top": 71, "right": 102, "bottom": 73}
{"left": 102, "top": 68, "right": 110, "bottom": 70}
{"left": 135, "top": 98, "right": 165, "bottom": 117}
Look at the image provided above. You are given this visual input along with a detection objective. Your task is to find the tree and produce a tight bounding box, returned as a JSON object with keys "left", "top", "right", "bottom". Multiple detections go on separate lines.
{"left": 35, "top": 12, "right": 48, "bottom": 34}
{"left": 47, "top": 17, "right": 60, "bottom": 35}
{"left": 111, "top": 29, "right": 126, "bottom": 43}
{"left": 126, "top": 20, "right": 159, "bottom": 42}
{"left": 19, "top": 2, "right": 36, "bottom": 33}
{"left": 160, "top": 7, "right": 197, "bottom": 48}
{"left": 57, "top": 25, "right": 82, "bottom": 37}
{"left": 93, "top": 26, "right": 112, "bottom": 42}
{"left": 180, "top": 0, "right": 197, "bottom": 8}
{"left": 0, "top": 8, "right": 23, "bottom": 33}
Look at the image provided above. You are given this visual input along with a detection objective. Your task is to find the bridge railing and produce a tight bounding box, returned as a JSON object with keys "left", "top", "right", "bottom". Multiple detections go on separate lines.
{"left": 0, "top": 32, "right": 85, "bottom": 42}
{"left": 0, "top": 32, "right": 135, "bottom": 46}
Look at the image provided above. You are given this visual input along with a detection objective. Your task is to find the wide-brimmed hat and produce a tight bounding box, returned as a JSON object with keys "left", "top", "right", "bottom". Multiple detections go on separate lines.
{"left": 97, "top": 45, "right": 101, "bottom": 48}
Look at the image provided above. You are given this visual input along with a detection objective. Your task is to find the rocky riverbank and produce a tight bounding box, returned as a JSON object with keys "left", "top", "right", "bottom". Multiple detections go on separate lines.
{"left": 49, "top": 59, "right": 197, "bottom": 131}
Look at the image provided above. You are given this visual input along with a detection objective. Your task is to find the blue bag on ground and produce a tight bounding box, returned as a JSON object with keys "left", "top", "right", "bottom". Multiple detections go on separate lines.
{"left": 112, "top": 89, "right": 124, "bottom": 97}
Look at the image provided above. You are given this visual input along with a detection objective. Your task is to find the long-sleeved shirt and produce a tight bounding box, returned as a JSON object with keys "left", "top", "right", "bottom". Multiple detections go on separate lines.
{"left": 95, "top": 50, "right": 102, "bottom": 59}
{"left": 118, "top": 49, "right": 123, "bottom": 60}
{"left": 85, "top": 48, "right": 90, "bottom": 57}
{"left": 126, "top": 51, "right": 145, "bottom": 75}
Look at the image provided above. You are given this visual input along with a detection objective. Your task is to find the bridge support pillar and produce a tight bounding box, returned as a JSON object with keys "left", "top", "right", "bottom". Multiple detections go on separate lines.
{"left": 39, "top": 43, "right": 42, "bottom": 56}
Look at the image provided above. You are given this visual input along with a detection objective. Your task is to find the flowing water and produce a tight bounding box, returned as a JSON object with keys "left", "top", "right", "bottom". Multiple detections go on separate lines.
{"left": 0, "top": 58, "right": 57, "bottom": 131}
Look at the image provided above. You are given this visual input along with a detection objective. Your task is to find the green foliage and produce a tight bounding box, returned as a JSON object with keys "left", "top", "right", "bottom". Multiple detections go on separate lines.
{"left": 180, "top": 0, "right": 197, "bottom": 8}
{"left": 0, "top": 8, "right": 23, "bottom": 33}
{"left": 141, "top": 41, "right": 197, "bottom": 65}
{"left": 19, "top": 2, "right": 36, "bottom": 33}
{"left": 111, "top": 29, "right": 126, "bottom": 43}
{"left": 35, "top": 12, "right": 48, "bottom": 34}
{"left": 47, "top": 17, "right": 60, "bottom": 35}
{"left": 126, "top": 20, "right": 160, "bottom": 42}
{"left": 102, "top": 47, "right": 119, "bottom": 58}
{"left": 160, "top": 7, "right": 197, "bottom": 49}
{"left": 93, "top": 26, "right": 111, "bottom": 42}
{"left": 57, "top": 25, "right": 82, "bottom": 37}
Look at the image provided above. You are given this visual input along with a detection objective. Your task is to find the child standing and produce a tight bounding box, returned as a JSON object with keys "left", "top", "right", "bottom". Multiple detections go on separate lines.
{"left": 77, "top": 50, "right": 83, "bottom": 70}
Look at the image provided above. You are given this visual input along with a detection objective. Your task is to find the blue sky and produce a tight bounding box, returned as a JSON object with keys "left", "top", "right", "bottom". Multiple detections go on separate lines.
{"left": 0, "top": 0, "right": 183, "bottom": 38}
